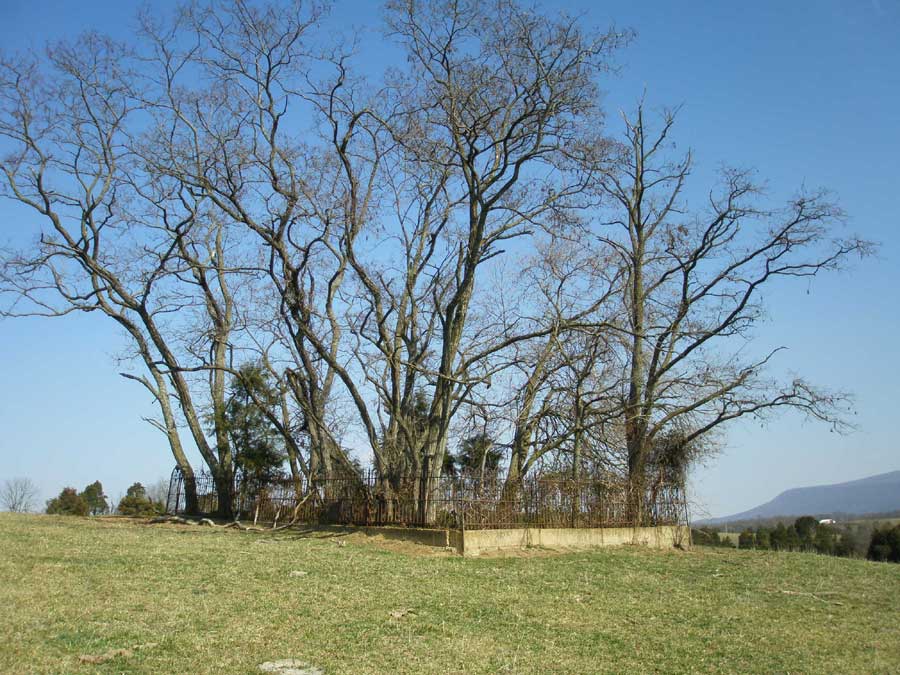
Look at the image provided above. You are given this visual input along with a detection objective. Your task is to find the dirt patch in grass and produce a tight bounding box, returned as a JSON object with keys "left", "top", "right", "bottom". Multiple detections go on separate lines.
{"left": 338, "top": 530, "right": 455, "bottom": 557}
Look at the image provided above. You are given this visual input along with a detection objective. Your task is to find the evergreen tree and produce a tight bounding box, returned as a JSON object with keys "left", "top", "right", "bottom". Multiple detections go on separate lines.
{"left": 442, "top": 451, "right": 459, "bottom": 478}
{"left": 690, "top": 527, "right": 733, "bottom": 547}
{"left": 456, "top": 433, "right": 502, "bottom": 479}
{"left": 80, "top": 481, "right": 109, "bottom": 516}
{"left": 867, "top": 525, "right": 900, "bottom": 563}
{"left": 755, "top": 527, "right": 772, "bottom": 550}
{"left": 223, "top": 364, "right": 286, "bottom": 486}
{"left": 834, "top": 530, "right": 857, "bottom": 558}
{"left": 814, "top": 525, "right": 836, "bottom": 555}
{"left": 794, "top": 516, "right": 818, "bottom": 551}
{"left": 771, "top": 523, "right": 789, "bottom": 551}
{"left": 46, "top": 487, "right": 89, "bottom": 516}
{"left": 117, "top": 482, "right": 160, "bottom": 517}
{"left": 785, "top": 525, "right": 801, "bottom": 551}
{"left": 738, "top": 529, "right": 755, "bottom": 549}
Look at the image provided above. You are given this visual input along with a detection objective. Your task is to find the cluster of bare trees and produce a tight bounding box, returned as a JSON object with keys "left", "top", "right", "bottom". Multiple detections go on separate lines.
{"left": 0, "top": 0, "right": 868, "bottom": 520}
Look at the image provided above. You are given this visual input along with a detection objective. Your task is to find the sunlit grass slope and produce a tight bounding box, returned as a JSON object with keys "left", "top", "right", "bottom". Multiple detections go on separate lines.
{"left": 1, "top": 513, "right": 898, "bottom": 674}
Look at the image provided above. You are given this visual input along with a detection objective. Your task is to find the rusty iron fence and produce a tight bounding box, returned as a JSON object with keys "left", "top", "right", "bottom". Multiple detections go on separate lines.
{"left": 166, "top": 466, "right": 688, "bottom": 530}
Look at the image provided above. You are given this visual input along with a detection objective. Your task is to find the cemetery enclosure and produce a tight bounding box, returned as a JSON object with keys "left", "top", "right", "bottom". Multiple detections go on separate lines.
{"left": 166, "top": 467, "right": 689, "bottom": 531}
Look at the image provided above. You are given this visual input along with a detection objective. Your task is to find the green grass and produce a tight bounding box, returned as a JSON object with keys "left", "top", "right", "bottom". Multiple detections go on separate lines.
{"left": 1, "top": 513, "right": 898, "bottom": 674}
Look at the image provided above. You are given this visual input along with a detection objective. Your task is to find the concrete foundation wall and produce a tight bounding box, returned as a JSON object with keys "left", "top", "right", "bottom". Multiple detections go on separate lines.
{"left": 458, "top": 525, "right": 689, "bottom": 556}
{"left": 299, "top": 524, "right": 688, "bottom": 556}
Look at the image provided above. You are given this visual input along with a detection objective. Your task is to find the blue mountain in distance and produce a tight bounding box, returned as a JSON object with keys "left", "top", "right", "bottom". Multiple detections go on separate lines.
{"left": 697, "top": 470, "right": 900, "bottom": 525}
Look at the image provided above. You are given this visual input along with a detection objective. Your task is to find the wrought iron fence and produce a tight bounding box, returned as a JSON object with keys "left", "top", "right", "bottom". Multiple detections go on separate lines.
{"left": 166, "top": 466, "right": 688, "bottom": 530}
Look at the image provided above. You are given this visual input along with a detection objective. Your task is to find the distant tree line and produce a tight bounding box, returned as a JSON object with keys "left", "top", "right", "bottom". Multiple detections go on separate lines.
{"left": 866, "top": 524, "right": 900, "bottom": 563}
{"left": 734, "top": 516, "right": 856, "bottom": 557}
{"left": 46, "top": 481, "right": 109, "bottom": 517}
{"left": 693, "top": 515, "right": 900, "bottom": 563}
{"left": 44, "top": 481, "right": 166, "bottom": 518}
{"left": 700, "top": 511, "right": 900, "bottom": 533}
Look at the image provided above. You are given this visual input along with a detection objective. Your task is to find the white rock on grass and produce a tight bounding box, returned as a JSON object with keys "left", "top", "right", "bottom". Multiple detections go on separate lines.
{"left": 258, "top": 659, "right": 324, "bottom": 675}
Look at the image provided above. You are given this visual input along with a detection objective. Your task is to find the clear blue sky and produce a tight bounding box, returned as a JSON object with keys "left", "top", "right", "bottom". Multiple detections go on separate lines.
{"left": 0, "top": 0, "right": 897, "bottom": 516}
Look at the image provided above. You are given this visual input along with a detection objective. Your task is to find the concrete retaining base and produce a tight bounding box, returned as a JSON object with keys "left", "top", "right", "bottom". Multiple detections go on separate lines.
{"left": 457, "top": 525, "right": 689, "bottom": 556}
{"left": 302, "top": 524, "right": 689, "bottom": 556}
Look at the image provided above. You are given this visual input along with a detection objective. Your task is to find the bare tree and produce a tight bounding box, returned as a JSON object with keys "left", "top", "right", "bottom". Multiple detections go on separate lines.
{"left": 137, "top": 0, "right": 631, "bottom": 519}
{"left": 0, "top": 478, "right": 39, "bottom": 513}
{"left": 499, "top": 238, "right": 622, "bottom": 485}
{"left": 0, "top": 32, "right": 250, "bottom": 517}
{"left": 594, "top": 104, "right": 872, "bottom": 518}
{"left": 145, "top": 478, "right": 171, "bottom": 509}
{"left": 134, "top": 0, "right": 364, "bottom": 485}
{"left": 380, "top": 0, "right": 630, "bottom": 516}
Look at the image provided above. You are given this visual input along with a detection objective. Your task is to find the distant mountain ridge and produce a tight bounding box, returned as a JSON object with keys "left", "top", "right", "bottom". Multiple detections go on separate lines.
{"left": 698, "top": 470, "right": 900, "bottom": 525}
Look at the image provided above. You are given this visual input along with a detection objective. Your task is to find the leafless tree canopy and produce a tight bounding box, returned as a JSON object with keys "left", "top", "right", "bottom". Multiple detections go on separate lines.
{"left": 0, "top": 0, "right": 871, "bottom": 521}
{"left": 1, "top": 478, "right": 39, "bottom": 513}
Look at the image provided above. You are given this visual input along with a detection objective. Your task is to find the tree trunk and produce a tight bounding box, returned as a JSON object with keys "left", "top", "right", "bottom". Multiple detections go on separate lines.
{"left": 626, "top": 440, "right": 647, "bottom": 526}
{"left": 213, "top": 466, "right": 235, "bottom": 520}
{"left": 417, "top": 427, "right": 451, "bottom": 525}
{"left": 179, "top": 465, "right": 199, "bottom": 516}
{"left": 152, "top": 370, "right": 201, "bottom": 515}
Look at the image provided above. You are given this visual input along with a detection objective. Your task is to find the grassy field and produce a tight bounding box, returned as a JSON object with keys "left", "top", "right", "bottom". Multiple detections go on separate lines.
{"left": 1, "top": 513, "right": 898, "bottom": 674}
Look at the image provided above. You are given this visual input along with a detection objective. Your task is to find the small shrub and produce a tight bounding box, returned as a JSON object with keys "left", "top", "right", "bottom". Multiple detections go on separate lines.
{"left": 117, "top": 483, "right": 163, "bottom": 517}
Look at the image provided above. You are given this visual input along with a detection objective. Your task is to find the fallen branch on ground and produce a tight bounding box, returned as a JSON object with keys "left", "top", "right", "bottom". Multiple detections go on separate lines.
{"left": 148, "top": 495, "right": 313, "bottom": 533}
{"left": 764, "top": 589, "right": 845, "bottom": 606}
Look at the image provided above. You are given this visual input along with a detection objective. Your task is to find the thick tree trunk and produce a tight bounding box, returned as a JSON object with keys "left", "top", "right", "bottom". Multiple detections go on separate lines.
{"left": 417, "top": 426, "right": 451, "bottom": 525}
{"left": 151, "top": 370, "right": 201, "bottom": 515}
{"left": 286, "top": 448, "right": 304, "bottom": 503}
{"left": 213, "top": 465, "right": 235, "bottom": 520}
{"left": 178, "top": 465, "right": 200, "bottom": 516}
{"left": 626, "top": 436, "right": 648, "bottom": 526}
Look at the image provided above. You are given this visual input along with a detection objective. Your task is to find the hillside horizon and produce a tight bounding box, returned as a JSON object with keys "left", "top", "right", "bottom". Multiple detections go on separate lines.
{"left": 696, "top": 469, "right": 900, "bottom": 525}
